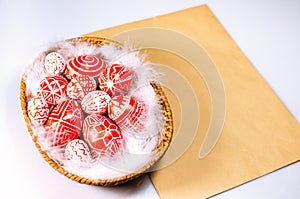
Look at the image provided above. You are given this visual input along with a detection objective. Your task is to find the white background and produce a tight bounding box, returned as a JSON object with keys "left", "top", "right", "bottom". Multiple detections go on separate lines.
{"left": 0, "top": 0, "right": 299, "bottom": 198}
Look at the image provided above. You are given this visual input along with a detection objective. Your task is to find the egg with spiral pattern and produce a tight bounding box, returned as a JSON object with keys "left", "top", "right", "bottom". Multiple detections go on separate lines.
{"left": 65, "top": 55, "right": 106, "bottom": 80}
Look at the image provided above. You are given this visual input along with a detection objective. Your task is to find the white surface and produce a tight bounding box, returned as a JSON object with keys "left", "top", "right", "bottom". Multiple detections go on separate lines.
{"left": 0, "top": 0, "right": 299, "bottom": 198}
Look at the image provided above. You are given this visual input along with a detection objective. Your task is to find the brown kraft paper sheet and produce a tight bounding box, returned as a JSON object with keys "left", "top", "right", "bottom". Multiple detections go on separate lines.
{"left": 83, "top": 5, "right": 300, "bottom": 199}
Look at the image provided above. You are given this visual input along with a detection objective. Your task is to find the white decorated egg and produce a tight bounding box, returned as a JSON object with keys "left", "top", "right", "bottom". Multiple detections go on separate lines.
{"left": 45, "top": 52, "right": 66, "bottom": 75}
{"left": 27, "top": 96, "right": 50, "bottom": 125}
{"left": 81, "top": 91, "right": 111, "bottom": 115}
{"left": 65, "top": 139, "right": 91, "bottom": 164}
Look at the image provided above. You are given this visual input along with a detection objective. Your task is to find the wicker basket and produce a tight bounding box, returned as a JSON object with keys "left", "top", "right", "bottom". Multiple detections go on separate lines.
{"left": 19, "top": 36, "right": 173, "bottom": 186}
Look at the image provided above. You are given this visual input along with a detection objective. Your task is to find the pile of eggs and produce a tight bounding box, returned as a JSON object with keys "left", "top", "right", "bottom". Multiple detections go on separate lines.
{"left": 27, "top": 52, "right": 148, "bottom": 166}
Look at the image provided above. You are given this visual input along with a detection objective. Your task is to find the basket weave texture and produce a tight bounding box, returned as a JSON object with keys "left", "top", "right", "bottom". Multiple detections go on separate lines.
{"left": 19, "top": 37, "right": 173, "bottom": 186}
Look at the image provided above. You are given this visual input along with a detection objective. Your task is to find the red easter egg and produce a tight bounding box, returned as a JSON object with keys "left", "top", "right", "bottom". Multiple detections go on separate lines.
{"left": 65, "top": 55, "right": 106, "bottom": 80}
{"left": 98, "top": 64, "right": 132, "bottom": 96}
{"left": 44, "top": 52, "right": 66, "bottom": 75}
{"left": 27, "top": 96, "right": 50, "bottom": 125}
{"left": 81, "top": 91, "right": 111, "bottom": 115}
{"left": 108, "top": 96, "right": 147, "bottom": 132}
{"left": 66, "top": 75, "right": 96, "bottom": 100}
{"left": 83, "top": 114, "right": 123, "bottom": 157}
{"left": 45, "top": 99, "right": 84, "bottom": 147}
{"left": 37, "top": 75, "right": 68, "bottom": 105}
{"left": 65, "top": 139, "right": 91, "bottom": 164}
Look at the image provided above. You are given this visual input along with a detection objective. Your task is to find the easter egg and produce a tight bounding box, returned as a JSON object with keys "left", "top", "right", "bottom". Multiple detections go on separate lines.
{"left": 81, "top": 91, "right": 111, "bottom": 115}
{"left": 65, "top": 55, "right": 106, "bottom": 80}
{"left": 45, "top": 99, "right": 84, "bottom": 147}
{"left": 66, "top": 75, "right": 96, "bottom": 100}
{"left": 98, "top": 64, "right": 132, "bottom": 96}
{"left": 108, "top": 95, "right": 147, "bottom": 132}
{"left": 27, "top": 96, "right": 50, "bottom": 125}
{"left": 37, "top": 75, "right": 68, "bottom": 105}
{"left": 44, "top": 52, "right": 66, "bottom": 75}
{"left": 82, "top": 114, "right": 123, "bottom": 157}
{"left": 64, "top": 139, "right": 91, "bottom": 164}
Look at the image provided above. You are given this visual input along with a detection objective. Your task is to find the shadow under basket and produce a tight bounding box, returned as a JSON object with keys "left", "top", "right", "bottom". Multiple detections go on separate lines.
{"left": 19, "top": 36, "right": 173, "bottom": 186}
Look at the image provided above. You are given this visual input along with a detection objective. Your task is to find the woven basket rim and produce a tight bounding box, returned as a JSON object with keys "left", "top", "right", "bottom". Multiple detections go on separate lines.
{"left": 19, "top": 36, "right": 173, "bottom": 186}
